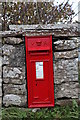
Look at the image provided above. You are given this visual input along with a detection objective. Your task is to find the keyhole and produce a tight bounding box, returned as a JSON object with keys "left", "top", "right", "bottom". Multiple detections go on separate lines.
{"left": 36, "top": 84, "right": 37, "bottom": 86}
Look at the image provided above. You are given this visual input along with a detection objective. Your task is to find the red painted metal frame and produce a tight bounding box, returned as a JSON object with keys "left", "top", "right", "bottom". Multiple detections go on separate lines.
{"left": 25, "top": 35, "right": 54, "bottom": 108}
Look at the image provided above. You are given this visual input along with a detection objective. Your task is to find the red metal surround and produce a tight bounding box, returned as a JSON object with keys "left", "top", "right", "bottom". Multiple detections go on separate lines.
{"left": 25, "top": 35, "right": 54, "bottom": 108}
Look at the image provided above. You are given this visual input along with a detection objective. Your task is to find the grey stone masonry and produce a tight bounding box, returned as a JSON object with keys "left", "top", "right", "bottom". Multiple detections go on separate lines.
{"left": 3, "top": 67, "right": 25, "bottom": 79}
{"left": 2, "top": 37, "right": 27, "bottom": 107}
{"left": 3, "top": 94, "right": 27, "bottom": 107}
{"left": 1, "top": 36, "right": 79, "bottom": 107}
{"left": 55, "top": 82, "right": 79, "bottom": 98}
{"left": 54, "top": 38, "right": 78, "bottom": 50}
{"left": 54, "top": 38, "right": 79, "bottom": 99}
{"left": 3, "top": 37, "right": 23, "bottom": 45}
{"left": 54, "top": 49, "right": 78, "bottom": 59}
{"left": 54, "top": 58, "right": 78, "bottom": 84}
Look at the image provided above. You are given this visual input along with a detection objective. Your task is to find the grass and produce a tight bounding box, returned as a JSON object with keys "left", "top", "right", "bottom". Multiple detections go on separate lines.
{"left": 1, "top": 100, "right": 80, "bottom": 120}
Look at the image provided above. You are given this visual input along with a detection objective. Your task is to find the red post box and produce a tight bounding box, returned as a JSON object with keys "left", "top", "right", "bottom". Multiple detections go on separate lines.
{"left": 25, "top": 35, "right": 54, "bottom": 108}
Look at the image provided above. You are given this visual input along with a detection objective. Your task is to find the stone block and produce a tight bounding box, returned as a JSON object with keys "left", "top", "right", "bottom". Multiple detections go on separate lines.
{"left": 4, "top": 37, "right": 23, "bottom": 45}
{"left": 3, "top": 94, "right": 27, "bottom": 107}
{"left": 2, "top": 44, "right": 15, "bottom": 56}
{"left": 54, "top": 58, "right": 78, "bottom": 84}
{"left": 2, "top": 43, "right": 25, "bottom": 67}
{"left": 3, "top": 94, "right": 21, "bottom": 107}
{"left": 2, "top": 44, "right": 25, "bottom": 67}
{"left": 54, "top": 39, "right": 78, "bottom": 50}
{"left": 3, "top": 78, "right": 25, "bottom": 85}
{"left": 9, "top": 44, "right": 25, "bottom": 67}
{"left": 54, "top": 49, "right": 78, "bottom": 59}
{"left": 55, "top": 82, "right": 79, "bottom": 99}
{"left": 3, "top": 66, "right": 25, "bottom": 79}
{"left": 3, "top": 84, "right": 26, "bottom": 95}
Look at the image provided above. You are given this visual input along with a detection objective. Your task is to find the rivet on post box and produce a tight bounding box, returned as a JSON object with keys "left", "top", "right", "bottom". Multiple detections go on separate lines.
{"left": 25, "top": 35, "right": 54, "bottom": 108}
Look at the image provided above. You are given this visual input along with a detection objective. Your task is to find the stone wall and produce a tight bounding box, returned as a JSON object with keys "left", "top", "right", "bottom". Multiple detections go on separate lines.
{"left": 2, "top": 37, "right": 27, "bottom": 107}
{"left": 1, "top": 36, "right": 79, "bottom": 107}
{"left": 54, "top": 38, "right": 79, "bottom": 100}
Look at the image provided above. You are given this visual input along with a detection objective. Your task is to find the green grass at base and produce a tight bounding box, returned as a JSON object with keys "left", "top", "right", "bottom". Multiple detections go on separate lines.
{"left": 1, "top": 100, "right": 80, "bottom": 120}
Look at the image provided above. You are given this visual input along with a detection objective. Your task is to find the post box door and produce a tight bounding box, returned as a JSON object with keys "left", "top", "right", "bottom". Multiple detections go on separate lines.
{"left": 25, "top": 36, "right": 54, "bottom": 108}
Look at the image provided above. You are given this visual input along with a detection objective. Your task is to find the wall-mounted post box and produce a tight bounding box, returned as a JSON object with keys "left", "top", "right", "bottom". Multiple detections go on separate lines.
{"left": 25, "top": 35, "right": 54, "bottom": 108}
